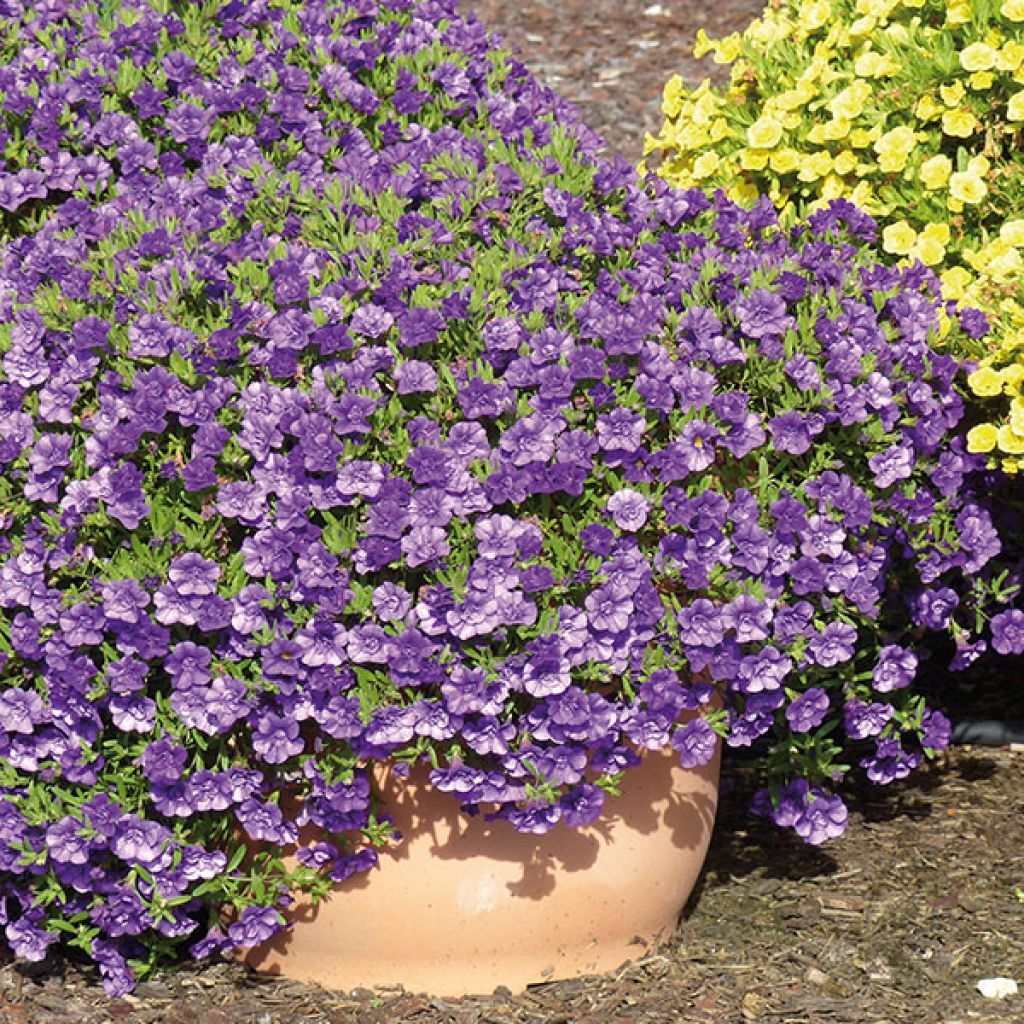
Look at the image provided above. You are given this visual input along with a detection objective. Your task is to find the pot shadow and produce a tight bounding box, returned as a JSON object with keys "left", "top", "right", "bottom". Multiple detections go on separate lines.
{"left": 375, "top": 752, "right": 721, "bottom": 900}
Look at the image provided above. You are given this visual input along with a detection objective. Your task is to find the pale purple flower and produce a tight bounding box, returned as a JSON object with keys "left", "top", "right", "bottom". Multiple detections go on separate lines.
{"left": 607, "top": 488, "right": 650, "bottom": 532}
{"left": 671, "top": 717, "right": 718, "bottom": 768}
{"left": 785, "top": 688, "right": 829, "bottom": 733}
{"left": 991, "top": 609, "right": 1024, "bottom": 655}
{"left": 395, "top": 360, "right": 438, "bottom": 394}
{"left": 871, "top": 645, "right": 917, "bottom": 692}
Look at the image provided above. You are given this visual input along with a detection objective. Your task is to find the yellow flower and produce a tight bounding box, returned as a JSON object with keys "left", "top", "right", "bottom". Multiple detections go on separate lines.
{"left": 945, "top": 0, "right": 972, "bottom": 25}
{"left": 714, "top": 33, "right": 743, "bottom": 63}
{"left": 747, "top": 115, "right": 784, "bottom": 149}
{"left": 833, "top": 149, "right": 858, "bottom": 174}
{"left": 919, "top": 153, "right": 952, "bottom": 189}
{"left": 797, "top": 151, "right": 833, "bottom": 181}
{"left": 740, "top": 148, "right": 770, "bottom": 170}
{"left": 960, "top": 42, "right": 998, "bottom": 71}
{"left": 806, "top": 123, "right": 827, "bottom": 145}
{"left": 769, "top": 148, "right": 802, "bottom": 173}
{"left": 873, "top": 125, "right": 916, "bottom": 172}
{"left": 849, "top": 179, "right": 878, "bottom": 210}
{"left": 855, "top": 50, "right": 898, "bottom": 77}
{"left": 999, "top": 42, "right": 1024, "bottom": 71}
{"left": 856, "top": 0, "right": 897, "bottom": 16}
{"left": 820, "top": 173, "right": 847, "bottom": 200}
{"left": 882, "top": 220, "right": 917, "bottom": 254}
{"left": 1003, "top": 365, "right": 1024, "bottom": 395}
{"left": 969, "top": 70, "right": 995, "bottom": 90}
{"left": 940, "top": 266, "right": 973, "bottom": 300}
{"left": 691, "top": 152, "right": 721, "bottom": 179}
{"left": 730, "top": 180, "right": 760, "bottom": 204}
{"left": 922, "top": 222, "right": 951, "bottom": 245}
{"left": 662, "top": 75, "right": 687, "bottom": 118}
{"left": 1009, "top": 90, "right": 1024, "bottom": 119}
{"left": 911, "top": 237, "right": 945, "bottom": 265}
{"left": 800, "top": 1, "right": 832, "bottom": 31}
{"left": 695, "top": 29, "right": 741, "bottom": 63}
{"left": 940, "top": 81, "right": 966, "bottom": 106}
{"left": 966, "top": 423, "right": 999, "bottom": 452}
{"left": 968, "top": 366, "right": 1005, "bottom": 396}
{"left": 848, "top": 128, "right": 875, "bottom": 148}
{"left": 997, "top": 425, "right": 1024, "bottom": 454}
{"left": 829, "top": 80, "right": 872, "bottom": 119}
{"left": 1010, "top": 398, "right": 1024, "bottom": 434}
{"left": 949, "top": 170, "right": 987, "bottom": 204}
{"left": 1001, "top": 0, "right": 1024, "bottom": 19}
{"left": 942, "top": 109, "right": 979, "bottom": 136}
{"left": 822, "top": 117, "right": 852, "bottom": 141}
{"left": 912, "top": 224, "right": 950, "bottom": 266}
{"left": 979, "top": 240, "right": 1024, "bottom": 281}
{"left": 848, "top": 14, "right": 877, "bottom": 34}
{"left": 693, "top": 28, "right": 714, "bottom": 58}
{"left": 915, "top": 94, "right": 943, "bottom": 120}
{"left": 1001, "top": 220, "right": 1024, "bottom": 246}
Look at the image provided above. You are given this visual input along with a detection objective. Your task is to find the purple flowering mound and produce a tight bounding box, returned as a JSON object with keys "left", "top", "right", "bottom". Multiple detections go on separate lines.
{"left": 0, "top": 0, "right": 1019, "bottom": 994}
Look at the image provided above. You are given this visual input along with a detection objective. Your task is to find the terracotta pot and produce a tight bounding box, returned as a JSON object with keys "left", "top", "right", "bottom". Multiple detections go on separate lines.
{"left": 240, "top": 743, "right": 720, "bottom": 995}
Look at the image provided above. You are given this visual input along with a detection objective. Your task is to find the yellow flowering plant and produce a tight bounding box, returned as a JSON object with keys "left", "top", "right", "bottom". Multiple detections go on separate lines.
{"left": 643, "top": 0, "right": 1024, "bottom": 470}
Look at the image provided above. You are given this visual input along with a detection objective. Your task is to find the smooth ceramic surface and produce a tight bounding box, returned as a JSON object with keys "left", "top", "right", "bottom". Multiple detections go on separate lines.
{"left": 240, "top": 743, "right": 721, "bottom": 995}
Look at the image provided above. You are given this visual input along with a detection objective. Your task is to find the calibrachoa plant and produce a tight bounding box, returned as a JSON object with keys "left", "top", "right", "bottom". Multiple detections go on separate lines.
{"left": 642, "top": 0, "right": 1024, "bottom": 470}
{"left": 0, "top": 0, "right": 1020, "bottom": 996}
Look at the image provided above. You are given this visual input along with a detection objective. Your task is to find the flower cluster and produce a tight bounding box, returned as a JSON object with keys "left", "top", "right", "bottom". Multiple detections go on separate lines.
{"left": 643, "top": 0, "right": 1024, "bottom": 469}
{"left": 0, "top": 0, "right": 1018, "bottom": 995}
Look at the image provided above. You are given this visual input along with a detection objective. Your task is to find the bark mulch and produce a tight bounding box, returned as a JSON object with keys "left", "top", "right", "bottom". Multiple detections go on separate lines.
{"left": 4, "top": 3, "right": 1024, "bottom": 1023}
{"left": 468, "top": 0, "right": 759, "bottom": 163}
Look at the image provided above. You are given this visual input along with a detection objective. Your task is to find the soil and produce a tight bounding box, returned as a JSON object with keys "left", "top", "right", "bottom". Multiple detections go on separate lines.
{"left": 4, "top": 3, "right": 1024, "bottom": 1023}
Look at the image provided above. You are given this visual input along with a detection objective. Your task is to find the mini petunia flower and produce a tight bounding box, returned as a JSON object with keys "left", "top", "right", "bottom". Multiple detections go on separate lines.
{"left": 606, "top": 488, "right": 651, "bottom": 532}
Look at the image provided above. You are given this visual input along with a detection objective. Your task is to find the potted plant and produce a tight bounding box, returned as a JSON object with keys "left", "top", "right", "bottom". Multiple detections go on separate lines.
{"left": 0, "top": 0, "right": 1018, "bottom": 999}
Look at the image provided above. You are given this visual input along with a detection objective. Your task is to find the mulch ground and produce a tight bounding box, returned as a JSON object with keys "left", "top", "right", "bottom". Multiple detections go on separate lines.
{"left": 4, "top": 3, "right": 1024, "bottom": 1023}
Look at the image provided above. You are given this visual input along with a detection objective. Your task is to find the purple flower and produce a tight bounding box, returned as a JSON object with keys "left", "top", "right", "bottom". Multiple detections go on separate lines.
{"left": 350, "top": 304, "right": 394, "bottom": 338}
{"left": 251, "top": 713, "right": 304, "bottom": 764}
{"left": 596, "top": 407, "right": 646, "bottom": 454}
{"left": 861, "top": 737, "right": 920, "bottom": 785}
{"left": 767, "top": 411, "right": 817, "bottom": 455}
{"left": 871, "top": 645, "right": 918, "bottom": 692}
{"left": 660, "top": 420, "right": 719, "bottom": 477}
{"left": 991, "top": 609, "right": 1024, "bottom": 655}
{"left": 559, "top": 784, "right": 606, "bottom": 827}
{"left": 226, "top": 906, "right": 285, "bottom": 948}
{"left": 111, "top": 815, "right": 172, "bottom": 868}
{"left": 585, "top": 586, "right": 633, "bottom": 634}
{"left": 167, "top": 553, "right": 221, "bottom": 597}
{"left": 736, "top": 289, "right": 794, "bottom": 341}
{"left": 671, "top": 717, "right": 718, "bottom": 768}
{"left": 785, "top": 688, "right": 829, "bottom": 733}
{"left": 793, "top": 791, "right": 848, "bottom": 845}
{"left": 6, "top": 918, "right": 59, "bottom": 963}
{"left": 395, "top": 360, "right": 439, "bottom": 394}
{"left": 867, "top": 445, "right": 913, "bottom": 488}
{"left": 722, "top": 594, "right": 771, "bottom": 643}
{"left": 677, "top": 599, "right": 725, "bottom": 647}
{"left": 921, "top": 709, "right": 952, "bottom": 750}
{"left": 843, "top": 699, "right": 893, "bottom": 740}
{"left": 606, "top": 488, "right": 651, "bottom": 532}
{"left": 101, "top": 579, "right": 151, "bottom": 624}
{"left": 806, "top": 622, "right": 858, "bottom": 668}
